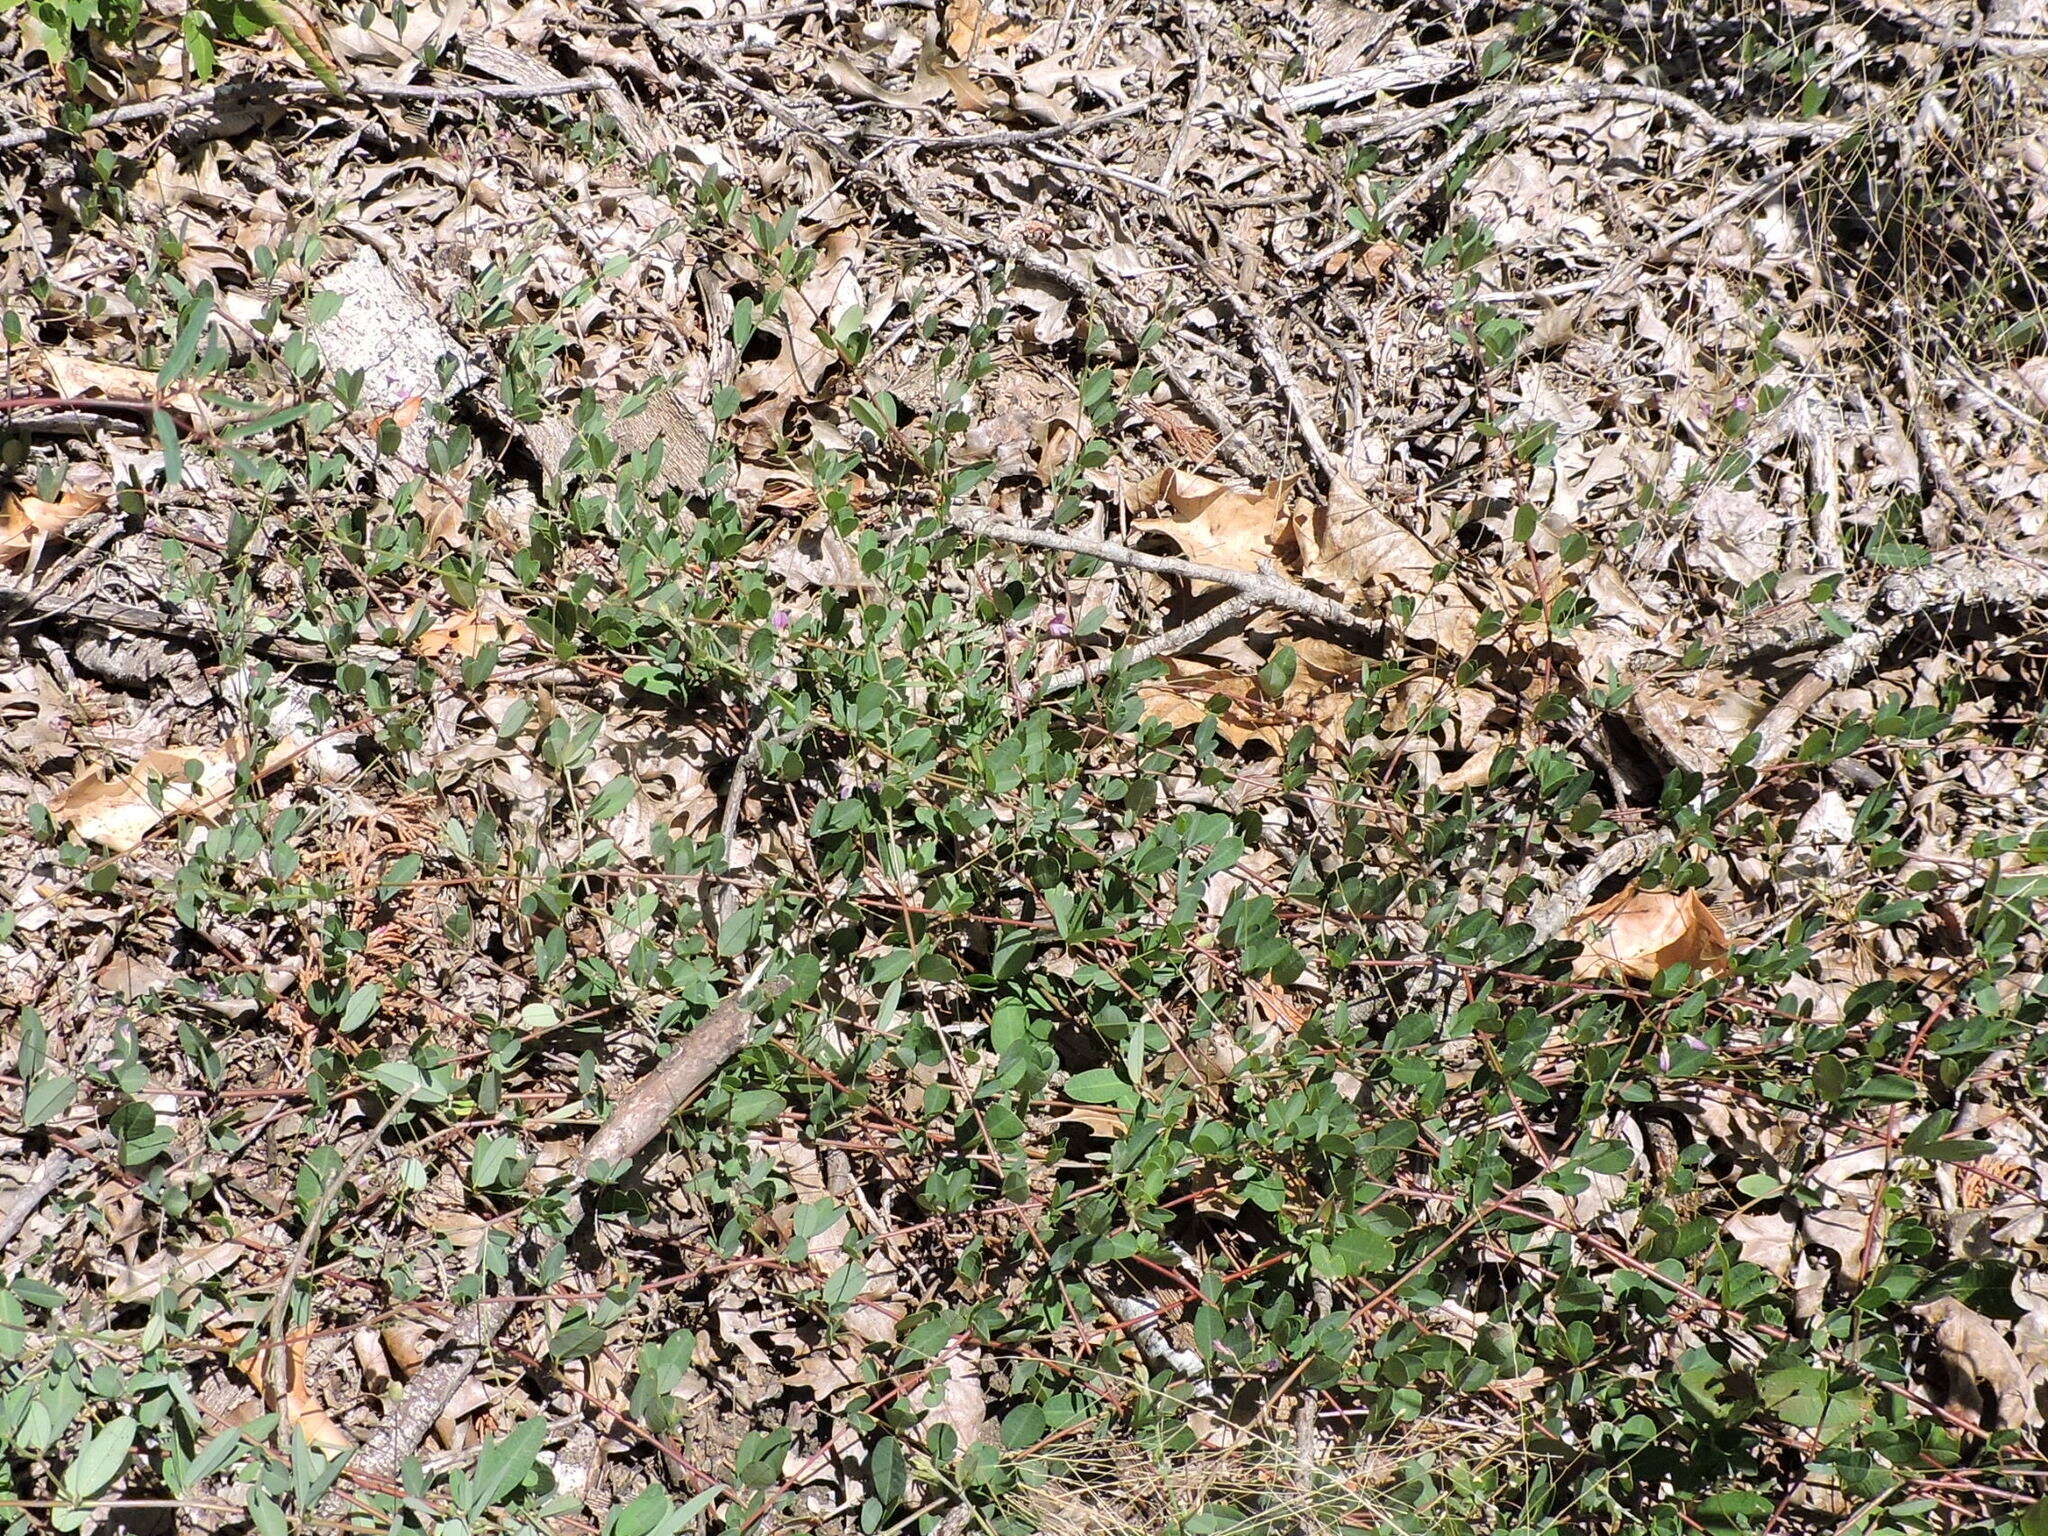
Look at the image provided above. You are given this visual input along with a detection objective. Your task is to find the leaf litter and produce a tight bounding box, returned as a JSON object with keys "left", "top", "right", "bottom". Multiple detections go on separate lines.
{"left": 4, "top": 0, "right": 2048, "bottom": 1531}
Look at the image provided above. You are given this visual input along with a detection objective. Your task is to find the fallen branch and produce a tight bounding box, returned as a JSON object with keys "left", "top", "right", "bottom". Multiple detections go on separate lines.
{"left": 0, "top": 71, "right": 601, "bottom": 155}
{"left": 331, "top": 987, "right": 766, "bottom": 1500}
{"left": 955, "top": 509, "right": 1376, "bottom": 634}
{"left": 1747, "top": 550, "right": 2048, "bottom": 771}
{"left": 1034, "top": 590, "right": 1264, "bottom": 700}
{"left": 0, "top": 1150, "right": 79, "bottom": 1263}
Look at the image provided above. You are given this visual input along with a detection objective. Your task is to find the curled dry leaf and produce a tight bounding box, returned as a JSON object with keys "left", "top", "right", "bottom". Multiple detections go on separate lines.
{"left": 1914, "top": 1297, "right": 2039, "bottom": 1432}
{"left": 1130, "top": 468, "right": 1293, "bottom": 577}
{"left": 0, "top": 483, "right": 106, "bottom": 567}
{"left": 50, "top": 739, "right": 296, "bottom": 854}
{"left": 1567, "top": 882, "right": 1732, "bottom": 982}
{"left": 225, "top": 1331, "right": 356, "bottom": 1453}
{"left": 1286, "top": 477, "right": 1480, "bottom": 655}
{"left": 415, "top": 601, "right": 534, "bottom": 659}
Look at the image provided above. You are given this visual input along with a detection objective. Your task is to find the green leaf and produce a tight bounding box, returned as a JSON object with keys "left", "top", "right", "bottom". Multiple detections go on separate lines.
{"left": 463, "top": 1415, "right": 548, "bottom": 1515}
{"left": 823, "top": 1260, "right": 868, "bottom": 1308}
{"left": 607, "top": 1485, "right": 670, "bottom": 1536}
{"left": 363, "top": 1060, "right": 424, "bottom": 1098}
{"left": 339, "top": 982, "right": 382, "bottom": 1033}
{"left": 154, "top": 407, "right": 186, "bottom": 487}
{"left": 1063, "top": 1068, "right": 1135, "bottom": 1108}
{"left": 0, "top": 1289, "right": 24, "bottom": 1361}
{"left": 23, "top": 1075, "right": 76, "bottom": 1129}
{"left": 249, "top": 1488, "right": 289, "bottom": 1536}
{"left": 1001, "top": 1402, "right": 1047, "bottom": 1450}
{"left": 170, "top": 1426, "right": 246, "bottom": 1494}
{"left": 870, "top": 1434, "right": 907, "bottom": 1507}
{"left": 726, "top": 1088, "right": 785, "bottom": 1128}
{"left": 61, "top": 1417, "right": 136, "bottom": 1504}
{"left": 158, "top": 287, "right": 216, "bottom": 389}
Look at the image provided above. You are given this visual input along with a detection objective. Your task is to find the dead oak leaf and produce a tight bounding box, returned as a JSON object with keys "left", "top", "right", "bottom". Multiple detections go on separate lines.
{"left": 414, "top": 601, "right": 534, "bottom": 659}
{"left": 1286, "top": 477, "right": 1480, "bottom": 655}
{"left": 1130, "top": 468, "right": 1295, "bottom": 578}
{"left": 1567, "top": 882, "right": 1731, "bottom": 982}
{"left": 49, "top": 738, "right": 300, "bottom": 853}
{"left": 0, "top": 484, "right": 105, "bottom": 567}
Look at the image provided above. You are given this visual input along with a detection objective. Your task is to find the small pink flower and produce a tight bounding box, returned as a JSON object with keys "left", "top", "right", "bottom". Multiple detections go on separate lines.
{"left": 771, "top": 609, "right": 792, "bottom": 633}
{"left": 1047, "top": 613, "right": 1073, "bottom": 638}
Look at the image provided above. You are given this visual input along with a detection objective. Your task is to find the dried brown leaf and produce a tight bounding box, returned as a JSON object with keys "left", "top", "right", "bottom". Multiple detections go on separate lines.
{"left": 1915, "top": 1297, "right": 2037, "bottom": 1430}
{"left": 1136, "top": 660, "right": 1298, "bottom": 752}
{"left": 1567, "top": 882, "right": 1731, "bottom": 982}
{"left": 0, "top": 484, "right": 105, "bottom": 567}
{"left": 227, "top": 1331, "right": 356, "bottom": 1452}
{"left": 1135, "top": 656, "right": 1362, "bottom": 761}
{"left": 49, "top": 738, "right": 299, "bottom": 853}
{"left": 944, "top": 0, "right": 1034, "bottom": 60}
{"left": 415, "top": 602, "right": 534, "bottom": 659}
{"left": 41, "top": 354, "right": 214, "bottom": 429}
{"left": 1130, "top": 468, "right": 1293, "bottom": 578}
{"left": 1285, "top": 478, "right": 1479, "bottom": 654}
{"left": 736, "top": 227, "right": 866, "bottom": 413}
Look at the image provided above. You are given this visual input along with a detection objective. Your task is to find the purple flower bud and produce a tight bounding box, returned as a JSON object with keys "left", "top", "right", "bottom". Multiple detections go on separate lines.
{"left": 771, "top": 609, "right": 792, "bottom": 633}
{"left": 1048, "top": 613, "right": 1073, "bottom": 638}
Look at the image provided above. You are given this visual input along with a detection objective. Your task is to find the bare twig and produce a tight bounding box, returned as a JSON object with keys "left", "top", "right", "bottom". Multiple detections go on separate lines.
{"left": 1034, "top": 590, "right": 1263, "bottom": 699}
{"left": 333, "top": 987, "right": 767, "bottom": 1496}
{"left": 954, "top": 509, "right": 1376, "bottom": 632}
{"left": 0, "top": 72, "right": 600, "bottom": 155}
{"left": 0, "top": 586, "right": 375, "bottom": 665}
{"left": 0, "top": 1151, "right": 79, "bottom": 1262}
{"left": 1162, "top": 0, "right": 1212, "bottom": 190}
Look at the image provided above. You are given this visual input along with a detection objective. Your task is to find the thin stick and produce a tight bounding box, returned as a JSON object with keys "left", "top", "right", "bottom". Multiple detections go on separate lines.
{"left": 0, "top": 74, "right": 599, "bottom": 154}
{"left": 954, "top": 509, "right": 1375, "bottom": 633}
{"left": 1034, "top": 590, "right": 1262, "bottom": 699}
{"left": 331, "top": 987, "right": 766, "bottom": 1498}
{"left": 0, "top": 1151, "right": 78, "bottom": 1261}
